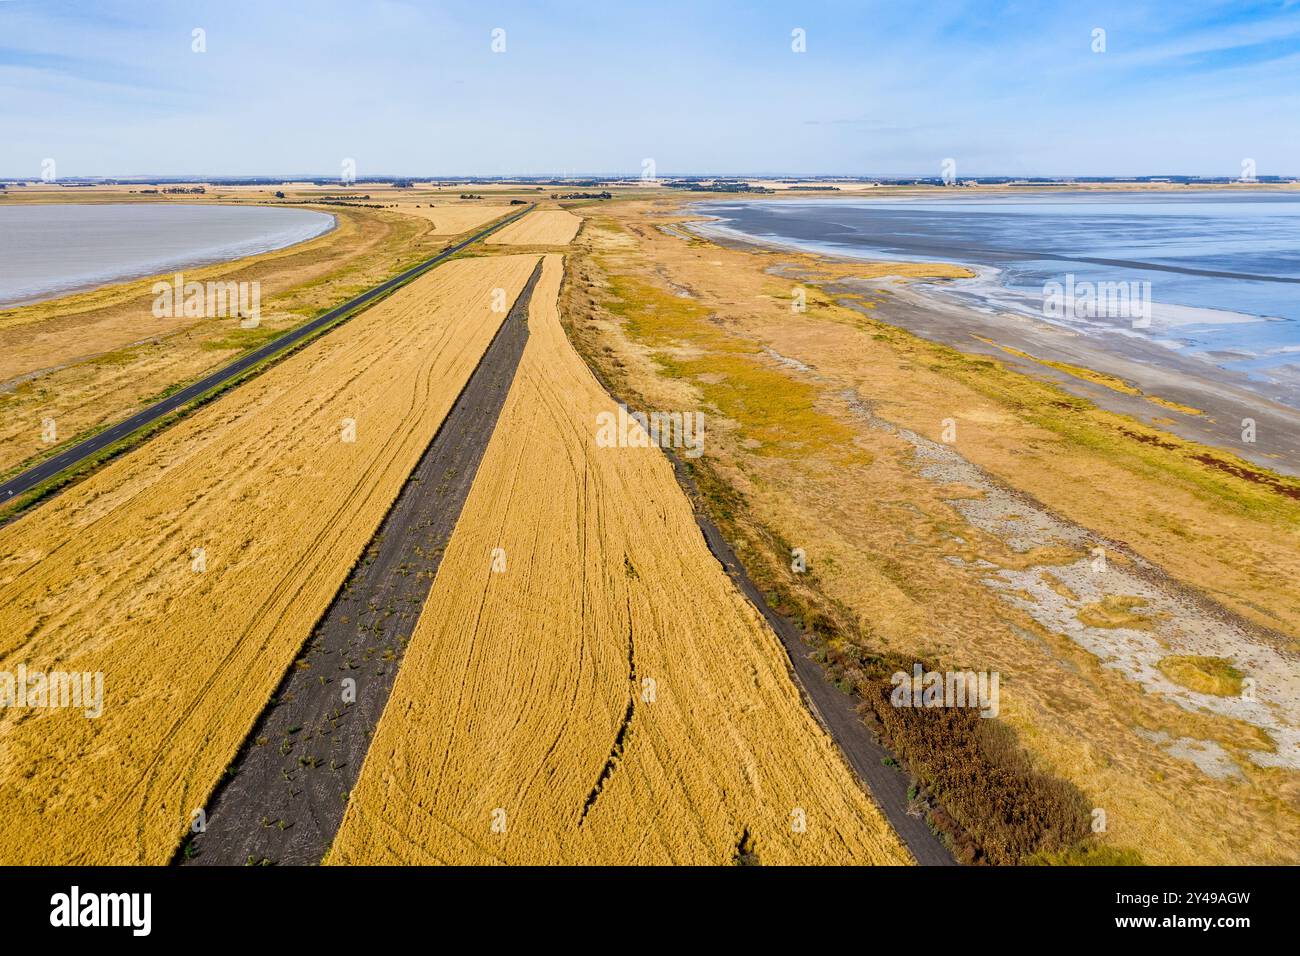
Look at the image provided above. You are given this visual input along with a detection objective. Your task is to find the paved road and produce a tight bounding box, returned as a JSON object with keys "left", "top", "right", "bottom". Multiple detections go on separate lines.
{"left": 0, "top": 203, "right": 534, "bottom": 507}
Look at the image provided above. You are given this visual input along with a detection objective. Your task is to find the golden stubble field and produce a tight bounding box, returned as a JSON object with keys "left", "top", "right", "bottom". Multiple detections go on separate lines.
{"left": 0, "top": 254, "right": 540, "bottom": 864}
{"left": 486, "top": 208, "right": 583, "bottom": 246}
{"left": 328, "top": 253, "right": 909, "bottom": 865}
{"left": 560, "top": 202, "right": 1300, "bottom": 864}
{"left": 388, "top": 202, "right": 515, "bottom": 234}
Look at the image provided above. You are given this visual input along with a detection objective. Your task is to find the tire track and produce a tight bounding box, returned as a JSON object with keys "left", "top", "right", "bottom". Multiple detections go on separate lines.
{"left": 578, "top": 589, "right": 637, "bottom": 826}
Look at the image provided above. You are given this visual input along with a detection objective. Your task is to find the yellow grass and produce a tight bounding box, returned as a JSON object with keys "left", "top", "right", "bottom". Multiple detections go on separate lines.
{"left": 391, "top": 203, "right": 514, "bottom": 234}
{"left": 487, "top": 209, "right": 582, "bottom": 246}
{"left": 0, "top": 254, "right": 540, "bottom": 864}
{"left": 328, "top": 254, "right": 908, "bottom": 865}
{"left": 1076, "top": 595, "right": 1162, "bottom": 630}
{"left": 979, "top": 340, "right": 1205, "bottom": 416}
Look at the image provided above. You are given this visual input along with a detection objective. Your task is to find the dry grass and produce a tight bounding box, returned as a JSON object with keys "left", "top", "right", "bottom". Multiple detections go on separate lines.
{"left": 1158, "top": 656, "right": 1246, "bottom": 697}
{"left": 0, "top": 254, "right": 540, "bottom": 864}
{"left": 1075, "top": 596, "right": 1162, "bottom": 630}
{"left": 487, "top": 209, "right": 582, "bottom": 246}
{"left": 327, "top": 254, "right": 908, "bottom": 866}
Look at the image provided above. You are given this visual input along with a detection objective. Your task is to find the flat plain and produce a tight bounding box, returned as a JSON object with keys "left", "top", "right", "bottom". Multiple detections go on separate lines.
{"left": 389, "top": 202, "right": 516, "bottom": 235}
{"left": 560, "top": 201, "right": 1300, "bottom": 864}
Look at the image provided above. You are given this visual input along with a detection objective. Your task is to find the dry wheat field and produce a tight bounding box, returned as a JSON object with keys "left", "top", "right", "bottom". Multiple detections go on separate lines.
{"left": 486, "top": 209, "right": 583, "bottom": 246}
{"left": 0, "top": 254, "right": 539, "bottom": 864}
{"left": 327, "top": 254, "right": 909, "bottom": 866}
{"left": 390, "top": 202, "right": 515, "bottom": 235}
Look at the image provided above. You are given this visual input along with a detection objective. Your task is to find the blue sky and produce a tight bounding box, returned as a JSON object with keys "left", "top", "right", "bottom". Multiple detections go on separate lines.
{"left": 2, "top": 0, "right": 1298, "bottom": 178}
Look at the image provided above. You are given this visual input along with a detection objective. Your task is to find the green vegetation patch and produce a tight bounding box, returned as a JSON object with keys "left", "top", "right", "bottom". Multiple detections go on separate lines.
{"left": 605, "top": 273, "right": 865, "bottom": 464}
{"left": 201, "top": 324, "right": 287, "bottom": 352}
{"left": 1076, "top": 595, "right": 1161, "bottom": 630}
{"left": 1157, "top": 655, "right": 1245, "bottom": 697}
{"left": 1031, "top": 842, "right": 1145, "bottom": 866}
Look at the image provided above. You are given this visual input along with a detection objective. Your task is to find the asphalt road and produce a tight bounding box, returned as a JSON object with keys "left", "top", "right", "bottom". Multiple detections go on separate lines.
{"left": 0, "top": 203, "right": 534, "bottom": 508}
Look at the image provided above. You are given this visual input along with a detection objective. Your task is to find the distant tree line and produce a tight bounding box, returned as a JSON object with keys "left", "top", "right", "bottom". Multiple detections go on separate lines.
{"left": 280, "top": 198, "right": 388, "bottom": 209}
{"left": 664, "top": 181, "right": 774, "bottom": 193}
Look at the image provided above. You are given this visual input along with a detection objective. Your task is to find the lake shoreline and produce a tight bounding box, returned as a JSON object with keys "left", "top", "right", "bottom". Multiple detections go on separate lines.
{"left": 0, "top": 203, "right": 337, "bottom": 308}
{"left": 689, "top": 193, "right": 1300, "bottom": 403}
{"left": 687, "top": 215, "right": 1300, "bottom": 477}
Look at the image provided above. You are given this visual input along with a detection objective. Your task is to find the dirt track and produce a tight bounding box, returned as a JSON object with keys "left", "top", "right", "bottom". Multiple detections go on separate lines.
{"left": 182, "top": 260, "right": 544, "bottom": 866}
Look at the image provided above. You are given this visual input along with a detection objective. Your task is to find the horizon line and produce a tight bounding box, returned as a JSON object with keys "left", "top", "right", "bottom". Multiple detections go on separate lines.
{"left": 4, "top": 173, "right": 1298, "bottom": 184}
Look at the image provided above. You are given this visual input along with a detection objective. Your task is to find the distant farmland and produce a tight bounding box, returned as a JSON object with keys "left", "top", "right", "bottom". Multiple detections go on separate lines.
{"left": 390, "top": 202, "right": 516, "bottom": 235}
{"left": 487, "top": 209, "right": 583, "bottom": 245}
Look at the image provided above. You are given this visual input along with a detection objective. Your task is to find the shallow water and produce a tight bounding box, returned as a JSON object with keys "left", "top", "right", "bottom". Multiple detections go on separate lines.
{"left": 693, "top": 193, "right": 1300, "bottom": 396}
{"left": 0, "top": 203, "right": 336, "bottom": 307}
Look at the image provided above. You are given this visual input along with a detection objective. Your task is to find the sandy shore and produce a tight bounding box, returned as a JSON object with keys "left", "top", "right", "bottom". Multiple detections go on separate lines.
{"left": 693, "top": 223, "right": 1300, "bottom": 478}
{"left": 841, "top": 278, "right": 1300, "bottom": 477}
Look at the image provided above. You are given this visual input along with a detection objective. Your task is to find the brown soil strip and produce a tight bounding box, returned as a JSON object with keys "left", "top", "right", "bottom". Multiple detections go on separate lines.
{"left": 178, "top": 260, "right": 544, "bottom": 866}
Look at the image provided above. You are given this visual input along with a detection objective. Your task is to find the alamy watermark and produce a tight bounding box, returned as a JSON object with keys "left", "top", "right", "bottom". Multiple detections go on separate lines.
{"left": 0, "top": 664, "right": 103, "bottom": 719}
{"left": 890, "top": 663, "right": 999, "bottom": 718}
{"left": 50, "top": 886, "right": 150, "bottom": 936}
{"left": 1042, "top": 273, "right": 1151, "bottom": 327}
{"left": 596, "top": 404, "right": 704, "bottom": 458}
{"left": 152, "top": 273, "right": 261, "bottom": 327}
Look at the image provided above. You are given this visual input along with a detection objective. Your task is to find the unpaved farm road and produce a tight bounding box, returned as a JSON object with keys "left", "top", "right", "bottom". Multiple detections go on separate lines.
{"left": 674, "top": 454, "right": 957, "bottom": 867}
{"left": 0, "top": 204, "right": 534, "bottom": 509}
{"left": 573, "top": 355, "right": 958, "bottom": 865}
{"left": 181, "top": 260, "right": 545, "bottom": 866}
